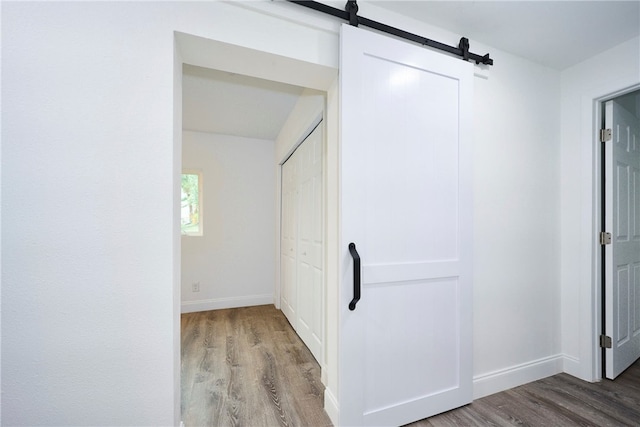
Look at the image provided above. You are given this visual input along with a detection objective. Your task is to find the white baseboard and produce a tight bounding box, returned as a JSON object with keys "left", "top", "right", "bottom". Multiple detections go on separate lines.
{"left": 324, "top": 388, "right": 339, "bottom": 426}
{"left": 320, "top": 364, "right": 328, "bottom": 387}
{"left": 561, "top": 354, "right": 583, "bottom": 379}
{"left": 473, "top": 354, "right": 563, "bottom": 399}
{"left": 561, "top": 353, "right": 600, "bottom": 382}
{"left": 181, "top": 294, "right": 273, "bottom": 313}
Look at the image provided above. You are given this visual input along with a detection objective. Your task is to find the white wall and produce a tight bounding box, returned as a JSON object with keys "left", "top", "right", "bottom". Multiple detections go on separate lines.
{"left": 1, "top": 2, "right": 337, "bottom": 425}
{"left": 1, "top": 0, "right": 598, "bottom": 424}
{"left": 560, "top": 36, "right": 640, "bottom": 381}
{"left": 471, "top": 45, "right": 562, "bottom": 398}
{"left": 181, "top": 131, "right": 275, "bottom": 312}
{"left": 2, "top": 3, "right": 179, "bottom": 425}
{"left": 275, "top": 88, "right": 325, "bottom": 162}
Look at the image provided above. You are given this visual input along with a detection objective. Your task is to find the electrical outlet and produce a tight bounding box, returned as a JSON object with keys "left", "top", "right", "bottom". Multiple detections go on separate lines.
{"left": 192, "top": 282, "right": 200, "bottom": 292}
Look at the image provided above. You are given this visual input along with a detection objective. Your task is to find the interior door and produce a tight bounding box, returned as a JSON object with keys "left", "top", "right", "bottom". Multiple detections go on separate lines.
{"left": 339, "top": 24, "right": 473, "bottom": 426}
{"left": 280, "top": 124, "right": 324, "bottom": 364}
{"left": 604, "top": 97, "right": 640, "bottom": 379}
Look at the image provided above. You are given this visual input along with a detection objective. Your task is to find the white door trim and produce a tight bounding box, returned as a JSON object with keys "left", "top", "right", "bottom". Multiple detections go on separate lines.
{"left": 579, "top": 81, "right": 640, "bottom": 382}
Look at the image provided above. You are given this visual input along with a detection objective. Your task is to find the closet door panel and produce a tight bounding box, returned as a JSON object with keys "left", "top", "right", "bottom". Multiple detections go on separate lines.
{"left": 280, "top": 155, "right": 298, "bottom": 325}
{"left": 280, "top": 123, "right": 323, "bottom": 364}
{"left": 296, "top": 126, "right": 323, "bottom": 363}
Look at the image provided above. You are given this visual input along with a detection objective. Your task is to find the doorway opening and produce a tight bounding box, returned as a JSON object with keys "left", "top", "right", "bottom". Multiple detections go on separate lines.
{"left": 180, "top": 64, "right": 305, "bottom": 314}
{"left": 600, "top": 88, "right": 640, "bottom": 380}
{"left": 180, "top": 62, "right": 326, "bottom": 364}
{"left": 174, "top": 31, "right": 338, "bottom": 423}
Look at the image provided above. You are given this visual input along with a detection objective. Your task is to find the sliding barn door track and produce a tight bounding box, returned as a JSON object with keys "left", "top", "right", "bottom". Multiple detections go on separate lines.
{"left": 288, "top": 0, "right": 494, "bottom": 66}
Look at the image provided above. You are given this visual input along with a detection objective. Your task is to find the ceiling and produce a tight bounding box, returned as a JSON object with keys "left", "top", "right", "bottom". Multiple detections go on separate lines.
{"left": 183, "top": 1, "right": 640, "bottom": 140}
{"left": 374, "top": 1, "right": 640, "bottom": 70}
{"left": 182, "top": 64, "right": 304, "bottom": 140}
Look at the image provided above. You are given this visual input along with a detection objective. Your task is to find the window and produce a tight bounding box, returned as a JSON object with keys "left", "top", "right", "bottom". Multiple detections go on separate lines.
{"left": 181, "top": 171, "right": 202, "bottom": 236}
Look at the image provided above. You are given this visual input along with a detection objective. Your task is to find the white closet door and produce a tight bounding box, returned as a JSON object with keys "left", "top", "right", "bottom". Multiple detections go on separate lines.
{"left": 280, "top": 151, "right": 298, "bottom": 323}
{"left": 280, "top": 123, "right": 324, "bottom": 364}
{"left": 296, "top": 125, "right": 323, "bottom": 363}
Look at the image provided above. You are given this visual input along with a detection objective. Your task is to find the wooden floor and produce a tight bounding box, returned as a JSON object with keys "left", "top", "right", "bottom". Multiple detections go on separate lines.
{"left": 408, "top": 358, "right": 640, "bottom": 427}
{"left": 182, "top": 305, "right": 640, "bottom": 427}
{"left": 181, "top": 305, "right": 332, "bottom": 427}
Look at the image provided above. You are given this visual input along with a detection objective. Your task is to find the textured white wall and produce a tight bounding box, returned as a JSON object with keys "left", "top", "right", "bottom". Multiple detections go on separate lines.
{"left": 2, "top": 3, "right": 179, "bottom": 425}
{"left": 560, "top": 36, "right": 640, "bottom": 381}
{"left": 181, "top": 131, "right": 275, "bottom": 312}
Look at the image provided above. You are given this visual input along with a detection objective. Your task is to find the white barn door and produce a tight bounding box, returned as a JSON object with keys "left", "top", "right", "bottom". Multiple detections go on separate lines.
{"left": 339, "top": 25, "right": 474, "bottom": 426}
{"left": 604, "top": 98, "right": 640, "bottom": 379}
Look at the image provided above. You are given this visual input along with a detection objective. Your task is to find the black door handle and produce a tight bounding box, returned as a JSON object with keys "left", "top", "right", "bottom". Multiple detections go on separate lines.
{"left": 348, "top": 242, "right": 361, "bottom": 311}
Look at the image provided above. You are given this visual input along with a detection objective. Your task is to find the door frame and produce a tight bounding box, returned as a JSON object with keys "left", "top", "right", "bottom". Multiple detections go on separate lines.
{"left": 599, "top": 88, "right": 640, "bottom": 379}
{"left": 173, "top": 31, "right": 339, "bottom": 421}
{"left": 582, "top": 81, "right": 640, "bottom": 382}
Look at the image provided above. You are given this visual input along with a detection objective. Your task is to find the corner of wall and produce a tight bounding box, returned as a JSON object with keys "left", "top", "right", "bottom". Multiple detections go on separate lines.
{"left": 561, "top": 354, "right": 582, "bottom": 379}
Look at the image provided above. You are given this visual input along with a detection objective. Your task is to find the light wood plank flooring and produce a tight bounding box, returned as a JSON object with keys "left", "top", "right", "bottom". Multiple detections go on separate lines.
{"left": 182, "top": 305, "right": 640, "bottom": 426}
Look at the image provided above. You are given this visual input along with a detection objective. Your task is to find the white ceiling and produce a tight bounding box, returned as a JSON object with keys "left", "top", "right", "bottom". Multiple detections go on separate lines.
{"left": 182, "top": 64, "right": 304, "bottom": 140}
{"left": 375, "top": 1, "right": 640, "bottom": 70}
{"left": 183, "top": 1, "right": 640, "bottom": 140}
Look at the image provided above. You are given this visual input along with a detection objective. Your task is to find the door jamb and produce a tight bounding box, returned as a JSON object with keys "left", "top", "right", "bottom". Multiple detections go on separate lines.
{"left": 589, "top": 83, "right": 640, "bottom": 382}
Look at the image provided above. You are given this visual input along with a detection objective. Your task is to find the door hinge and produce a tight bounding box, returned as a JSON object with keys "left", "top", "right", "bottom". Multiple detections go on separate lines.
{"left": 599, "top": 231, "right": 612, "bottom": 245}
{"left": 600, "top": 128, "right": 612, "bottom": 142}
{"left": 600, "top": 334, "right": 612, "bottom": 349}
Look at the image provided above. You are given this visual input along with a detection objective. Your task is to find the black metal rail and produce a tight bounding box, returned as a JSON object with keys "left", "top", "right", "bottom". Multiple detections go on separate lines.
{"left": 287, "top": 0, "right": 493, "bottom": 66}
